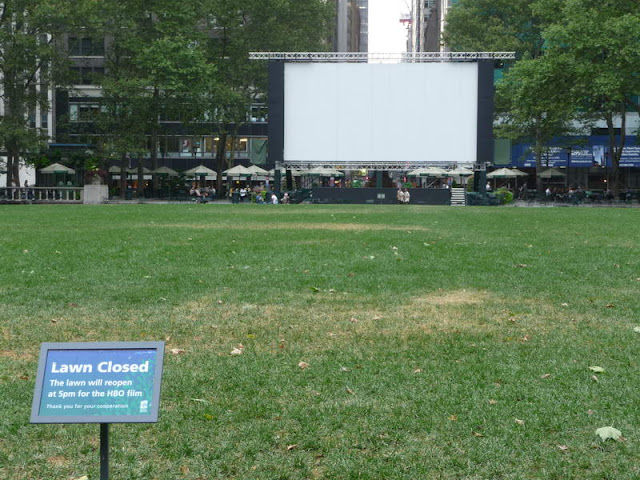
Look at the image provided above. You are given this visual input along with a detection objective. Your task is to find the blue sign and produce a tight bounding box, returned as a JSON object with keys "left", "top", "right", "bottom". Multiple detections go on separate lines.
{"left": 569, "top": 147, "right": 594, "bottom": 166}
{"left": 31, "top": 342, "right": 164, "bottom": 424}
{"left": 512, "top": 145, "right": 568, "bottom": 167}
{"left": 509, "top": 136, "right": 640, "bottom": 168}
{"left": 620, "top": 146, "right": 640, "bottom": 167}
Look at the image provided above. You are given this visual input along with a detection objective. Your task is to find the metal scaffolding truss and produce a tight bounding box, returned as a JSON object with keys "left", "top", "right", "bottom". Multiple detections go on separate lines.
{"left": 249, "top": 52, "right": 516, "bottom": 62}
{"left": 281, "top": 161, "right": 465, "bottom": 171}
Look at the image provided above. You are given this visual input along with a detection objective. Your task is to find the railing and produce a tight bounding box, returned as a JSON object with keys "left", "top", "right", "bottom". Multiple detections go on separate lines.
{"left": 1, "top": 187, "right": 84, "bottom": 203}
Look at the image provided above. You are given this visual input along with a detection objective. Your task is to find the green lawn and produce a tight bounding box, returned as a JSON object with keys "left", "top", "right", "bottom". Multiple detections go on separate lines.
{"left": 1, "top": 204, "right": 639, "bottom": 479}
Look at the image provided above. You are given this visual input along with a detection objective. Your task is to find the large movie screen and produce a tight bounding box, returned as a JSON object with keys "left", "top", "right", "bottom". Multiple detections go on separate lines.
{"left": 283, "top": 62, "right": 482, "bottom": 165}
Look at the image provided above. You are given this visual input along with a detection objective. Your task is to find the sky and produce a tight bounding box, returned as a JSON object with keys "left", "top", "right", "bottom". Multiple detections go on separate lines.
{"left": 368, "top": 0, "right": 410, "bottom": 54}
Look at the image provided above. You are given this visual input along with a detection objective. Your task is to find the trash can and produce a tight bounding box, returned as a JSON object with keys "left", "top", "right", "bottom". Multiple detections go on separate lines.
{"left": 232, "top": 192, "right": 240, "bottom": 204}
{"left": 126, "top": 186, "right": 133, "bottom": 200}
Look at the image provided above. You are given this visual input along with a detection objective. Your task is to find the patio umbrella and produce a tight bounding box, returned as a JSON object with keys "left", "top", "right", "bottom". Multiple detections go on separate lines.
{"left": 538, "top": 168, "right": 566, "bottom": 179}
{"left": 246, "top": 164, "right": 270, "bottom": 181}
{"left": 448, "top": 167, "right": 473, "bottom": 176}
{"left": 152, "top": 166, "right": 179, "bottom": 176}
{"left": 246, "top": 165, "right": 269, "bottom": 176}
{"left": 406, "top": 168, "right": 432, "bottom": 176}
{"left": 223, "top": 165, "right": 252, "bottom": 178}
{"left": 183, "top": 165, "right": 216, "bottom": 179}
{"left": 486, "top": 167, "right": 528, "bottom": 178}
{"left": 40, "top": 163, "right": 75, "bottom": 174}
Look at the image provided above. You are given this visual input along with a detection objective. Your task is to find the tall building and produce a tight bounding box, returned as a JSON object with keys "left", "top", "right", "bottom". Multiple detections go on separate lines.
{"left": 335, "top": 0, "right": 366, "bottom": 52}
{"left": 355, "top": 0, "right": 368, "bottom": 53}
{"left": 410, "top": 0, "right": 454, "bottom": 53}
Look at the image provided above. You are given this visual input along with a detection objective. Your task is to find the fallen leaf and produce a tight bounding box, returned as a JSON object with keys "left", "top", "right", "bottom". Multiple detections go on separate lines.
{"left": 346, "top": 387, "right": 355, "bottom": 395}
{"left": 557, "top": 445, "right": 569, "bottom": 451}
{"left": 50, "top": 318, "right": 58, "bottom": 324}
{"left": 595, "top": 426, "right": 622, "bottom": 441}
{"left": 587, "top": 409, "right": 595, "bottom": 415}
{"left": 340, "top": 367, "right": 350, "bottom": 372}
{"left": 287, "top": 444, "right": 298, "bottom": 451}
{"left": 589, "top": 366, "right": 605, "bottom": 373}
{"left": 19, "top": 375, "right": 29, "bottom": 380}
{"left": 561, "top": 303, "right": 569, "bottom": 307}
{"left": 23, "top": 249, "right": 28, "bottom": 253}
{"left": 170, "top": 348, "right": 185, "bottom": 355}
{"left": 203, "top": 414, "right": 214, "bottom": 421}
{"left": 488, "top": 399, "right": 497, "bottom": 405}
{"left": 72, "top": 476, "right": 88, "bottom": 480}
{"left": 349, "top": 317, "right": 359, "bottom": 323}
{"left": 541, "top": 373, "right": 552, "bottom": 379}
{"left": 634, "top": 326, "right": 640, "bottom": 333}
{"left": 372, "top": 315, "right": 383, "bottom": 320}
{"left": 605, "top": 304, "right": 615, "bottom": 308}
{"left": 471, "top": 432, "right": 484, "bottom": 438}
{"left": 515, "top": 418, "right": 525, "bottom": 425}
{"left": 347, "top": 272, "right": 356, "bottom": 277}
{"left": 217, "top": 300, "right": 223, "bottom": 304}
{"left": 413, "top": 368, "right": 422, "bottom": 374}
{"left": 592, "top": 375, "right": 599, "bottom": 382}
{"left": 309, "top": 286, "right": 320, "bottom": 293}
{"left": 449, "top": 415, "right": 458, "bottom": 421}
{"left": 230, "top": 344, "right": 244, "bottom": 355}
{"left": 191, "top": 398, "right": 209, "bottom": 404}
{"left": 515, "top": 264, "right": 528, "bottom": 268}
{"left": 298, "top": 361, "right": 309, "bottom": 369}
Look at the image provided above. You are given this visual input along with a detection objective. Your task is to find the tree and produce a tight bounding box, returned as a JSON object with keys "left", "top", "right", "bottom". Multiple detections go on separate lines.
{"left": 0, "top": 0, "right": 83, "bottom": 186}
{"left": 495, "top": 55, "right": 578, "bottom": 191}
{"left": 443, "top": 0, "right": 545, "bottom": 59}
{"left": 540, "top": 0, "right": 640, "bottom": 194}
{"left": 94, "top": 0, "right": 213, "bottom": 195}
{"left": 443, "top": 0, "right": 573, "bottom": 192}
{"left": 200, "top": 0, "right": 334, "bottom": 196}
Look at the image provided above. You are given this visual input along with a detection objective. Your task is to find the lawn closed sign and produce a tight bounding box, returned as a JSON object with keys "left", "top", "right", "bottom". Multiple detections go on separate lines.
{"left": 31, "top": 342, "right": 164, "bottom": 423}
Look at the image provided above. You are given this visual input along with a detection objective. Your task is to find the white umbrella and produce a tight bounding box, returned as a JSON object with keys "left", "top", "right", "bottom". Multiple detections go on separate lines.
{"left": 246, "top": 165, "right": 269, "bottom": 176}
{"left": 40, "top": 163, "right": 75, "bottom": 174}
{"left": 223, "top": 165, "right": 252, "bottom": 178}
{"left": 184, "top": 165, "right": 217, "bottom": 179}
{"left": 448, "top": 167, "right": 473, "bottom": 176}
{"left": 538, "top": 168, "right": 566, "bottom": 179}
{"left": 486, "top": 167, "right": 528, "bottom": 179}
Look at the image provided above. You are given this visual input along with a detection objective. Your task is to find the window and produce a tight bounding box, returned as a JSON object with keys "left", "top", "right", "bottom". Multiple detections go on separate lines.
{"left": 68, "top": 37, "right": 105, "bottom": 56}
{"left": 248, "top": 104, "right": 268, "bottom": 123}
{"left": 70, "top": 66, "right": 104, "bottom": 85}
{"left": 69, "top": 103, "right": 103, "bottom": 122}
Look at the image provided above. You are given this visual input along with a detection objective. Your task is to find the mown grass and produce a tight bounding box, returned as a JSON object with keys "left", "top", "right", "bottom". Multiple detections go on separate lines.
{"left": 0, "top": 204, "right": 639, "bottom": 479}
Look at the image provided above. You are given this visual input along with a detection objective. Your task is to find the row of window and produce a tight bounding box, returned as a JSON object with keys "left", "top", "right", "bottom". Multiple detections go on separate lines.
{"left": 69, "top": 102, "right": 268, "bottom": 123}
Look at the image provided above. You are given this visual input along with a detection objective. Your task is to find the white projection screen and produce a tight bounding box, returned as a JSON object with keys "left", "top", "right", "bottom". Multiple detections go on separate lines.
{"left": 280, "top": 62, "right": 483, "bottom": 165}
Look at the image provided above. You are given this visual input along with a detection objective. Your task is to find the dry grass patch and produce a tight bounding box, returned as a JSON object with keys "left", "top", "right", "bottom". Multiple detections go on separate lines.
{"left": 147, "top": 222, "right": 431, "bottom": 233}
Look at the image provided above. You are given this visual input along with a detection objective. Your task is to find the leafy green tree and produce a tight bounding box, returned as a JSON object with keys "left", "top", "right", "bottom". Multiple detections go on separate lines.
{"left": 443, "top": 0, "right": 545, "bottom": 59}
{"left": 540, "top": 0, "right": 640, "bottom": 194}
{"left": 200, "top": 0, "right": 334, "bottom": 195}
{"left": 0, "top": 0, "right": 84, "bottom": 186}
{"left": 93, "top": 0, "right": 213, "bottom": 195}
{"left": 495, "top": 55, "right": 578, "bottom": 191}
